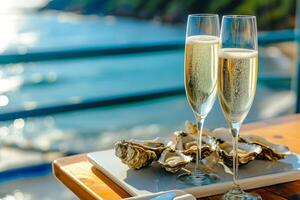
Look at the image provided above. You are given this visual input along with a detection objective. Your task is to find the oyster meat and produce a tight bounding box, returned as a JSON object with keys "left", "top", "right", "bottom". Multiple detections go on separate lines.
{"left": 174, "top": 131, "right": 218, "bottom": 160}
{"left": 218, "top": 142, "right": 262, "bottom": 167}
{"left": 240, "top": 135, "right": 291, "bottom": 160}
{"left": 158, "top": 148, "right": 192, "bottom": 173}
{"left": 115, "top": 138, "right": 166, "bottom": 169}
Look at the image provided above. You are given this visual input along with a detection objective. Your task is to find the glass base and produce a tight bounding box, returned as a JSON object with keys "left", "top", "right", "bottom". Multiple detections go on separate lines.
{"left": 177, "top": 171, "right": 219, "bottom": 186}
{"left": 223, "top": 188, "right": 262, "bottom": 200}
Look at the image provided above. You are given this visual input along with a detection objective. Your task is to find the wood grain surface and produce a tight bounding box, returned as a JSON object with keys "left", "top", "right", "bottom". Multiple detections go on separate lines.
{"left": 53, "top": 114, "right": 300, "bottom": 200}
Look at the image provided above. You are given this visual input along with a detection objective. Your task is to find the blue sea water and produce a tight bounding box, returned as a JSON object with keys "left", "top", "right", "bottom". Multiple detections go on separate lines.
{"left": 0, "top": 11, "right": 188, "bottom": 152}
{"left": 0, "top": 12, "right": 185, "bottom": 111}
{"left": 2, "top": 12, "right": 185, "bottom": 53}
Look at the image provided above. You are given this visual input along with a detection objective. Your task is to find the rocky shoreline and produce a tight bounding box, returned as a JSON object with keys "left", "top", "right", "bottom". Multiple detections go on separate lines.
{"left": 40, "top": 0, "right": 296, "bottom": 30}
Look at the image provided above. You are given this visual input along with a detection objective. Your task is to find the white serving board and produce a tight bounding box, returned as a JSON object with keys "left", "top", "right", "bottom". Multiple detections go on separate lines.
{"left": 88, "top": 149, "right": 300, "bottom": 198}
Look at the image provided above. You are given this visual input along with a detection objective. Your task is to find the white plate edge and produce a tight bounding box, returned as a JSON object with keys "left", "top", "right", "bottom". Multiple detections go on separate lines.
{"left": 87, "top": 152, "right": 139, "bottom": 196}
{"left": 88, "top": 151, "right": 300, "bottom": 198}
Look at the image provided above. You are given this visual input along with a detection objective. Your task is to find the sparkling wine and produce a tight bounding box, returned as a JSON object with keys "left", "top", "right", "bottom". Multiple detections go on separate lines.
{"left": 218, "top": 48, "right": 258, "bottom": 124}
{"left": 184, "top": 35, "right": 219, "bottom": 118}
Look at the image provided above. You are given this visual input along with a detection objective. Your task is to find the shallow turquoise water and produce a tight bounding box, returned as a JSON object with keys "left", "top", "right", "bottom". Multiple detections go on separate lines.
{"left": 2, "top": 12, "right": 185, "bottom": 53}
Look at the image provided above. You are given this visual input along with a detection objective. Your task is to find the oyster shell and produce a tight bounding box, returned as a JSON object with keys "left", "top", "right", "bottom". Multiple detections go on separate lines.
{"left": 115, "top": 138, "right": 166, "bottom": 169}
{"left": 210, "top": 127, "right": 233, "bottom": 143}
{"left": 174, "top": 131, "right": 196, "bottom": 151}
{"left": 158, "top": 148, "right": 192, "bottom": 173}
{"left": 185, "top": 121, "right": 211, "bottom": 136}
{"left": 210, "top": 128, "right": 290, "bottom": 162}
{"left": 218, "top": 142, "right": 262, "bottom": 167}
{"left": 185, "top": 121, "right": 198, "bottom": 135}
{"left": 240, "top": 135, "right": 291, "bottom": 160}
{"left": 131, "top": 138, "right": 167, "bottom": 158}
{"left": 174, "top": 131, "right": 218, "bottom": 160}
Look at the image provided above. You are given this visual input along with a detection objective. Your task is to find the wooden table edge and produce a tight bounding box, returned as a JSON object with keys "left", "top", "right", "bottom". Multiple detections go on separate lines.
{"left": 53, "top": 156, "right": 103, "bottom": 200}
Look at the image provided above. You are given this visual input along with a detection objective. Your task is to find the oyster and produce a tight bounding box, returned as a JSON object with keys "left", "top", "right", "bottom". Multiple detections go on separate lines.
{"left": 115, "top": 138, "right": 166, "bottom": 169}
{"left": 133, "top": 138, "right": 168, "bottom": 157}
{"left": 185, "top": 121, "right": 198, "bottom": 135}
{"left": 218, "top": 142, "right": 262, "bottom": 167}
{"left": 158, "top": 148, "right": 192, "bottom": 173}
{"left": 174, "top": 131, "right": 218, "bottom": 160}
{"left": 185, "top": 121, "right": 211, "bottom": 136}
{"left": 211, "top": 128, "right": 290, "bottom": 162}
{"left": 240, "top": 135, "right": 291, "bottom": 160}
{"left": 210, "top": 127, "right": 233, "bottom": 143}
{"left": 174, "top": 131, "right": 196, "bottom": 152}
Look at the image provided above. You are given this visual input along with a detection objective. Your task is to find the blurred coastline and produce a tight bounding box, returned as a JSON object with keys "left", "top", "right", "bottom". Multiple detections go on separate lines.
{"left": 41, "top": 0, "right": 296, "bottom": 30}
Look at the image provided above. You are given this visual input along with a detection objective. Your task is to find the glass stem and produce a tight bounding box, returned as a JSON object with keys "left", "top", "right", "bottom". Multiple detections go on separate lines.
{"left": 195, "top": 117, "right": 205, "bottom": 173}
{"left": 231, "top": 124, "right": 240, "bottom": 189}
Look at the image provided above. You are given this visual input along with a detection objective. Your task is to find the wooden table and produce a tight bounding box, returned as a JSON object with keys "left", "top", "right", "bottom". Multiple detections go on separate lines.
{"left": 53, "top": 115, "right": 300, "bottom": 200}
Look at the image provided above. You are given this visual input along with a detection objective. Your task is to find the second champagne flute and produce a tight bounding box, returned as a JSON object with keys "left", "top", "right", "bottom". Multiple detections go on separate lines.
{"left": 179, "top": 14, "right": 220, "bottom": 185}
{"left": 218, "top": 15, "right": 261, "bottom": 199}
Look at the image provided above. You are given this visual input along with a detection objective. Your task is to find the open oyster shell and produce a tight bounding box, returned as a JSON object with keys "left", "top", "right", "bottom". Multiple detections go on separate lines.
{"left": 158, "top": 148, "right": 192, "bottom": 173}
{"left": 185, "top": 121, "right": 211, "bottom": 136}
{"left": 115, "top": 138, "right": 167, "bottom": 169}
{"left": 185, "top": 121, "right": 198, "bottom": 135}
{"left": 174, "top": 131, "right": 218, "bottom": 161}
{"left": 132, "top": 138, "right": 168, "bottom": 158}
{"left": 209, "top": 127, "right": 233, "bottom": 143}
{"left": 218, "top": 142, "right": 262, "bottom": 167}
{"left": 240, "top": 135, "right": 291, "bottom": 160}
{"left": 211, "top": 128, "right": 291, "bottom": 161}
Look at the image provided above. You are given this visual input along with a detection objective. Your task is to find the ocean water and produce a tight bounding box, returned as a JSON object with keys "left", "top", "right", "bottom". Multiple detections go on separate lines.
{"left": 1, "top": 12, "right": 185, "bottom": 53}
{"left": 0, "top": 11, "right": 185, "bottom": 111}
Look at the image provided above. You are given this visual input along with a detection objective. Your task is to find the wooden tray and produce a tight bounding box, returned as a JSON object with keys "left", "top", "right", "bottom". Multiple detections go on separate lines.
{"left": 88, "top": 149, "right": 300, "bottom": 198}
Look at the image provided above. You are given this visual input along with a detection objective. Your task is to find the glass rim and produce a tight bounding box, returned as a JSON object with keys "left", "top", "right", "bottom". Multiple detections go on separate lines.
{"left": 188, "top": 13, "right": 219, "bottom": 18}
{"left": 222, "top": 15, "right": 256, "bottom": 19}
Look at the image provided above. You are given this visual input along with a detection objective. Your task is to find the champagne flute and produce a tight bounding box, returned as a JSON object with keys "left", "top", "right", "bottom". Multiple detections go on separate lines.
{"left": 218, "top": 15, "right": 261, "bottom": 199}
{"left": 179, "top": 14, "right": 220, "bottom": 185}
